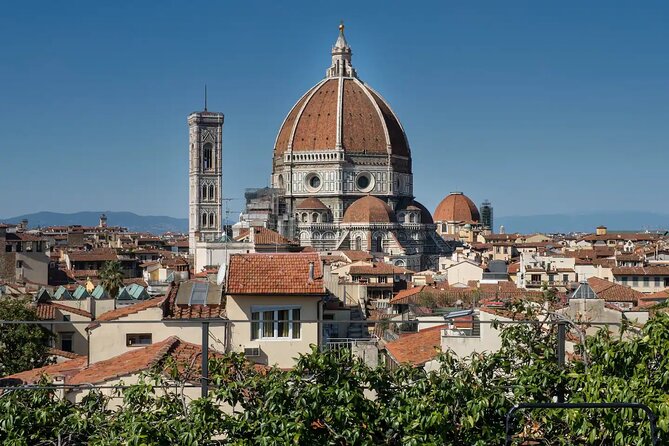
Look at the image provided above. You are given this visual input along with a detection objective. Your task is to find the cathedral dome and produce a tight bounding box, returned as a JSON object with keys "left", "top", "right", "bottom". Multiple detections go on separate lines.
{"left": 343, "top": 195, "right": 397, "bottom": 224}
{"left": 273, "top": 24, "right": 410, "bottom": 165}
{"left": 433, "top": 192, "right": 480, "bottom": 223}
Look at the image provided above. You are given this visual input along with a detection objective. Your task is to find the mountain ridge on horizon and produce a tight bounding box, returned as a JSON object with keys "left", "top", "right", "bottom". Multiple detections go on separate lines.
{"left": 1, "top": 210, "right": 667, "bottom": 235}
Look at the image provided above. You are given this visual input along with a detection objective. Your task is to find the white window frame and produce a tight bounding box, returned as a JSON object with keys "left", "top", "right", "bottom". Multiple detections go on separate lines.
{"left": 250, "top": 305, "right": 302, "bottom": 340}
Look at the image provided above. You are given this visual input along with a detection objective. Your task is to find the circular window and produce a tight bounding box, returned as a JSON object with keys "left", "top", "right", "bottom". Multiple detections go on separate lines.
{"left": 355, "top": 172, "right": 374, "bottom": 192}
{"left": 305, "top": 173, "right": 322, "bottom": 192}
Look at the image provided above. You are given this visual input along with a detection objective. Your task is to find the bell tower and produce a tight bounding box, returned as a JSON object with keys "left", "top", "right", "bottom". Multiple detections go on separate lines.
{"left": 188, "top": 104, "right": 224, "bottom": 254}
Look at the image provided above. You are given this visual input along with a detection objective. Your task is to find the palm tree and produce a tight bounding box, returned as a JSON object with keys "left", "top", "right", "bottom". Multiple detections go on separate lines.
{"left": 99, "top": 260, "right": 124, "bottom": 298}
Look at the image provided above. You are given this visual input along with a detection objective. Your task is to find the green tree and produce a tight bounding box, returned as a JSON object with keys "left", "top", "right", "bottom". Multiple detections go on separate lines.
{"left": 0, "top": 296, "right": 54, "bottom": 376}
{"left": 99, "top": 260, "right": 124, "bottom": 298}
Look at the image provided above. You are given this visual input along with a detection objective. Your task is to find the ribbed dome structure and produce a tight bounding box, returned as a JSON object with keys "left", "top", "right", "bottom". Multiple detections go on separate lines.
{"left": 433, "top": 192, "right": 480, "bottom": 223}
{"left": 343, "top": 196, "right": 397, "bottom": 224}
{"left": 273, "top": 23, "right": 410, "bottom": 164}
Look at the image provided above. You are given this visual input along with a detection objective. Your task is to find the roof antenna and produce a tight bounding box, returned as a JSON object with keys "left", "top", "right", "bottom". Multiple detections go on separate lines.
{"left": 204, "top": 84, "right": 208, "bottom": 111}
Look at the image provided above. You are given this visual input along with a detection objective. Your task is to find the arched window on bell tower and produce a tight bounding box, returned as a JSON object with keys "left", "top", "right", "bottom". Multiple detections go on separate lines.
{"left": 202, "top": 185, "right": 207, "bottom": 200}
{"left": 201, "top": 213, "right": 208, "bottom": 227}
{"left": 209, "top": 213, "right": 215, "bottom": 227}
{"left": 209, "top": 185, "right": 215, "bottom": 201}
{"left": 203, "top": 143, "right": 213, "bottom": 170}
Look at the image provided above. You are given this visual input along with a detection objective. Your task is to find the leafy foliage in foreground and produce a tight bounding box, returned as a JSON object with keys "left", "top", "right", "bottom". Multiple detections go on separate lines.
{"left": 2, "top": 314, "right": 669, "bottom": 445}
{"left": 0, "top": 296, "right": 53, "bottom": 377}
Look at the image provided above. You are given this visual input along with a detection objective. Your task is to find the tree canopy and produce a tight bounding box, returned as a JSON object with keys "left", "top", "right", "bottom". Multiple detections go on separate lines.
{"left": 0, "top": 296, "right": 53, "bottom": 377}
{"left": 2, "top": 312, "right": 669, "bottom": 445}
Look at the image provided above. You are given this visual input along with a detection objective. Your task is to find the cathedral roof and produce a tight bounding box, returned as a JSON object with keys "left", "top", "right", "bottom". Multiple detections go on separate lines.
{"left": 433, "top": 192, "right": 480, "bottom": 223}
{"left": 342, "top": 195, "right": 397, "bottom": 224}
{"left": 296, "top": 197, "right": 329, "bottom": 210}
{"left": 273, "top": 25, "right": 410, "bottom": 160}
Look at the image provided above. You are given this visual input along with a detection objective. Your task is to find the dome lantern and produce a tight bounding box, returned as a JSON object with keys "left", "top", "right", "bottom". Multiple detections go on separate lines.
{"left": 327, "top": 21, "right": 357, "bottom": 78}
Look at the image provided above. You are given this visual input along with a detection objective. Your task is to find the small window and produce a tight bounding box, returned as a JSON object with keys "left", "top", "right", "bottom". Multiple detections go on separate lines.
{"left": 562, "top": 274, "right": 569, "bottom": 283}
{"left": 209, "top": 184, "right": 215, "bottom": 200}
{"left": 655, "top": 277, "right": 661, "bottom": 287}
{"left": 63, "top": 315, "right": 70, "bottom": 322}
{"left": 126, "top": 333, "right": 152, "bottom": 347}
{"left": 202, "top": 213, "right": 208, "bottom": 227}
{"left": 632, "top": 277, "right": 639, "bottom": 286}
{"left": 621, "top": 277, "right": 628, "bottom": 285}
{"left": 60, "top": 332, "right": 74, "bottom": 352}
{"left": 209, "top": 213, "right": 215, "bottom": 227}
{"left": 643, "top": 277, "right": 649, "bottom": 287}
{"left": 202, "top": 184, "right": 208, "bottom": 200}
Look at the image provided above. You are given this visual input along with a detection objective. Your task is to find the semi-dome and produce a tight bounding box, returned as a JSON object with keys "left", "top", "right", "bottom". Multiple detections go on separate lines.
{"left": 296, "top": 197, "right": 329, "bottom": 210}
{"left": 343, "top": 195, "right": 397, "bottom": 224}
{"left": 433, "top": 192, "right": 480, "bottom": 223}
{"left": 273, "top": 24, "right": 410, "bottom": 162}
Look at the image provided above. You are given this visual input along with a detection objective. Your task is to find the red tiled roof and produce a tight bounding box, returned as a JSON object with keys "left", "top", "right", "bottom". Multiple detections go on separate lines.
{"left": 5, "top": 337, "right": 217, "bottom": 385}
{"left": 226, "top": 252, "right": 325, "bottom": 295}
{"left": 349, "top": 262, "right": 413, "bottom": 276}
{"left": 67, "top": 249, "right": 118, "bottom": 262}
{"left": 162, "top": 283, "right": 226, "bottom": 319}
{"left": 385, "top": 325, "right": 445, "bottom": 366}
{"left": 34, "top": 301, "right": 93, "bottom": 320}
{"left": 3, "top": 356, "right": 88, "bottom": 385}
{"left": 507, "top": 262, "right": 520, "bottom": 274}
{"left": 612, "top": 266, "right": 669, "bottom": 276}
{"left": 234, "top": 226, "right": 297, "bottom": 246}
{"left": 48, "top": 348, "right": 83, "bottom": 360}
{"left": 587, "top": 277, "right": 642, "bottom": 303}
{"left": 94, "top": 295, "right": 165, "bottom": 323}
{"left": 390, "top": 285, "right": 425, "bottom": 304}
{"left": 340, "top": 250, "right": 374, "bottom": 262}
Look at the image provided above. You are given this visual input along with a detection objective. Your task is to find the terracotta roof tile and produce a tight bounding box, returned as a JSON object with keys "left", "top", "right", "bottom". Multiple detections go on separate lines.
{"left": 67, "top": 249, "right": 118, "bottom": 262}
{"left": 587, "top": 277, "right": 642, "bottom": 303}
{"left": 234, "top": 226, "right": 297, "bottom": 246}
{"left": 390, "top": 285, "right": 425, "bottom": 304}
{"left": 4, "top": 337, "right": 219, "bottom": 386}
{"left": 349, "top": 262, "right": 413, "bottom": 276}
{"left": 93, "top": 295, "right": 165, "bottom": 323}
{"left": 385, "top": 325, "right": 445, "bottom": 366}
{"left": 612, "top": 266, "right": 669, "bottom": 276}
{"left": 226, "top": 252, "right": 325, "bottom": 295}
{"left": 162, "top": 283, "right": 226, "bottom": 320}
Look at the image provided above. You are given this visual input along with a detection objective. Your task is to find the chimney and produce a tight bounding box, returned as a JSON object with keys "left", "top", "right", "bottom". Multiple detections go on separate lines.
{"left": 308, "top": 261, "right": 315, "bottom": 283}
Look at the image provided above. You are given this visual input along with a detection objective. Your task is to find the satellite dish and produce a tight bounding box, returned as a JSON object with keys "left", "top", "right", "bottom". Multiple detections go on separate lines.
{"left": 216, "top": 264, "right": 227, "bottom": 286}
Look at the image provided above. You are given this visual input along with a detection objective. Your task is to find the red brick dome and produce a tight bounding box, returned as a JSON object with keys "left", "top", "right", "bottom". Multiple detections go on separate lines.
{"left": 343, "top": 196, "right": 397, "bottom": 224}
{"left": 433, "top": 192, "right": 480, "bottom": 223}
{"left": 274, "top": 77, "right": 409, "bottom": 159}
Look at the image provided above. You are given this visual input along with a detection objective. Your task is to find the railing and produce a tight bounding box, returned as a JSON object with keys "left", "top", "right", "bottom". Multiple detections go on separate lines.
{"left": 322, "top": 336, "right": 379, "bottom": 352}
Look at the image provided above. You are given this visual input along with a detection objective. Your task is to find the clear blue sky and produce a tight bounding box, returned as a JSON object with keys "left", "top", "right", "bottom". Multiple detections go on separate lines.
{"left": 1, "top": 1, "right": 667, "bottom": 219}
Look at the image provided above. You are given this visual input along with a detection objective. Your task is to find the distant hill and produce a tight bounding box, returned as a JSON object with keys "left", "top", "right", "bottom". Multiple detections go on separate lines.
{"left": 496, "top": 211, "right": 669, "bottom": 234}
{"left": 0, "top": 211, "right": 188, "bottom": 234}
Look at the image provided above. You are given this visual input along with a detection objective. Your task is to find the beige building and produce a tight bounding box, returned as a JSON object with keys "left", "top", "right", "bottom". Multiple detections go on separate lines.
{"left": 226, "top": 252, "right": 327, "bottom": 368}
